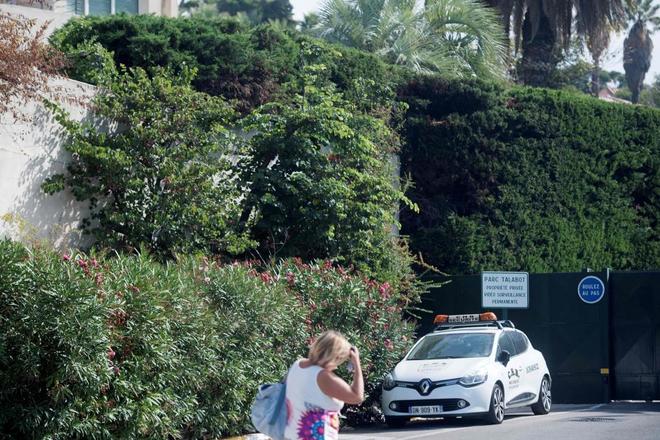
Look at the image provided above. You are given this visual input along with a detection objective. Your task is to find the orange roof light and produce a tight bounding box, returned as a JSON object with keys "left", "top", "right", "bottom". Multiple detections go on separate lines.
{"left": 433, "top": 314, "right": 449, "bottom": 324}
{"left": 480, "top": 312, "right": 498, "bottom": 321}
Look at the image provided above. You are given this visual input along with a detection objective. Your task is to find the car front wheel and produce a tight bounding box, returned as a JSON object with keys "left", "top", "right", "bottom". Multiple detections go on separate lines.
{"left": 531, "top": 376, "right": 552, "bottom": 415}
{"left": 485, "top": 384, "right": 505, "bottom": 424}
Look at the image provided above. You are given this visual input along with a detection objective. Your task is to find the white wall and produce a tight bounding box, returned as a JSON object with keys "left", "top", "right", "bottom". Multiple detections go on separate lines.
{"left": 0, "top": 3, "right": 73, "bottom": 30}
{"left": 0, "top": 78, "right": 96, "bottom": 250}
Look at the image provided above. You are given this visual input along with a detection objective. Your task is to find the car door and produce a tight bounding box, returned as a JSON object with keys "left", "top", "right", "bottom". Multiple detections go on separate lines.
{"left": 509, "top": 330, "right": 540, "bottom": 403}
{"left": 496, "top": 331, "right": 523, "bottom": 406}
{"left": 513, "top": 331, "right": 544, "bottom": 399}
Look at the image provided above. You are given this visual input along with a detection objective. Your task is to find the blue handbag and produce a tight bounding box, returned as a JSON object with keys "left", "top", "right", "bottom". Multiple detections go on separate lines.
{"left": 250, "top": 378, "right": 288, "bottom": 440}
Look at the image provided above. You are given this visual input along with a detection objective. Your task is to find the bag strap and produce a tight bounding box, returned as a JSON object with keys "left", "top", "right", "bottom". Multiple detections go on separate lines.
{"left": 269, "top": 366, "right": 291, "bottom": 425}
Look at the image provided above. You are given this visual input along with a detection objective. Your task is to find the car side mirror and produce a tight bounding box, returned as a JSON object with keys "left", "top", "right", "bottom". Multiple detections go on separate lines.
{"left": 498, "top": 350, "right": 511, "bottom": 366}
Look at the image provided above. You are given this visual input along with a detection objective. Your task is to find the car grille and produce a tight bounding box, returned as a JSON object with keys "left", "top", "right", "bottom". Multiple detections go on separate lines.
{"left": 390, "top": 398, "right": 470, "bottom": 412}
{"left": 396, "top": 378, "right": 460, "bottom": 395}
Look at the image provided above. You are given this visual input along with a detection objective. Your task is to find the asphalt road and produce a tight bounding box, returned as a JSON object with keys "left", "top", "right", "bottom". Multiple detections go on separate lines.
{"left": 339, "top": 403, "right": 660, "bottom": 440}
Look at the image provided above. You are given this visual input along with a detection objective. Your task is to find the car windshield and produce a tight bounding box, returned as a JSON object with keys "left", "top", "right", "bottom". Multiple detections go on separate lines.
{"left": 407, "top": 333, "right": 495, "bottom": 360}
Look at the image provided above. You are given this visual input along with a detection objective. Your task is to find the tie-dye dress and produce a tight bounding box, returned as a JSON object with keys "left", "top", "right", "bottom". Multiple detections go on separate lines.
{"left": 284, "top": 360, "right": 344, "bottom": 440}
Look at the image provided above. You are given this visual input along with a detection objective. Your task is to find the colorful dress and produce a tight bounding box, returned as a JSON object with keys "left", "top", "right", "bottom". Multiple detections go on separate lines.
{"left": 284, "top": 360, "right": 344, "bottom": 440}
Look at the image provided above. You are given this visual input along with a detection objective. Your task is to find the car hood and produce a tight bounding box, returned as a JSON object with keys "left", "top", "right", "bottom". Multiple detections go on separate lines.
{"left": 393, "top": 358, "right": 490, "bottom": 382}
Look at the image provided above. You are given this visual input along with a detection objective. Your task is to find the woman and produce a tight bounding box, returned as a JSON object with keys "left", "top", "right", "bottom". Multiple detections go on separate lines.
{"left": 284, "top": 330, "right": 364, "bottom": 440}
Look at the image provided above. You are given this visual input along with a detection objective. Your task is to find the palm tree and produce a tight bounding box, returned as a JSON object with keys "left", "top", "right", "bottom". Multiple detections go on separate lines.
{"left": 316, "top": 0, "right": 507, "bottom": 78}
{"left": 624, "top": 0, "right": 660, "bottom": 103}
{"left": 486, "top": 0, "right": 628, "bottom": 87}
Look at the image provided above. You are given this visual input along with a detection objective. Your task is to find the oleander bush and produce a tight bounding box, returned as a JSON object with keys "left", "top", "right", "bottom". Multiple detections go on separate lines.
{"left": 0, "top": 240, "right": 418, "bottom": 438}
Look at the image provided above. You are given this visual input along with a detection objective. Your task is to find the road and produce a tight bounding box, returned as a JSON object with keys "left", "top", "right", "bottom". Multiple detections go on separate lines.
{"left": 340, "top": 403, "right": 660, "bottom": 440}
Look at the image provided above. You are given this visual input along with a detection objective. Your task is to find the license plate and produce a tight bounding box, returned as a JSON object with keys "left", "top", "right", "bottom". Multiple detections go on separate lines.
{"left": 410, "top": 405, "right": 443, "bottom": 415}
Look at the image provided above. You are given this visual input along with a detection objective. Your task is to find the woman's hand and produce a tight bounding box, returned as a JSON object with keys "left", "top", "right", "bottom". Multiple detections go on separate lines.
{"left": 349, "top": 346, "right": 361, "bottom": 372}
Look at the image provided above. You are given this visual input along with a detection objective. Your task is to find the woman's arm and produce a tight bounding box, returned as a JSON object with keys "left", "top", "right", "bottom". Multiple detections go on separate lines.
{"left": 317, "top": 348, "right": 364, "bottom": 405}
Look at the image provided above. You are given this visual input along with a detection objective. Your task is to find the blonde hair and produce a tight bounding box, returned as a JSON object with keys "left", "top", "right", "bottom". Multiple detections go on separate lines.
{"left": 308, "top": 330, "right": 351, "bottom": 368}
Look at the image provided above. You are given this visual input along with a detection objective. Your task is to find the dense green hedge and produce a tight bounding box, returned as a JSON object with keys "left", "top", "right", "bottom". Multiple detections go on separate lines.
{"left": 50, "top": 14, "right": 660, "bottom": 276}
{"left": 0, "top": 240, "right": 416, "bottom": 438}
{"left": 50, "top": 15, "right": 401, "bottom": 112}
{"left": 399, "top": 77, "right": 660, "bottom": 274}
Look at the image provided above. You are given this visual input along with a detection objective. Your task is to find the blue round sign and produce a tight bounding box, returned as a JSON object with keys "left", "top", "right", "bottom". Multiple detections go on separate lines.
{"left": 577, "top": 276, "right": 605, "bottom": 304}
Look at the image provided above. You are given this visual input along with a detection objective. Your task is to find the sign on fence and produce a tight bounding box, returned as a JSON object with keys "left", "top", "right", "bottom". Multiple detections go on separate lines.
{"left": 482, "top": 271, "right": 529, "bottom": 309}
{"left": 577, "top": 275, "right": 605, "bottom": 304}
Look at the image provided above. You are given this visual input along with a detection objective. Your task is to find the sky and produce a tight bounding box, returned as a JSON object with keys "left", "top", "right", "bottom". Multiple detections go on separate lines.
{"left": 290, "top": 0, "right": 660, "bottom": 83}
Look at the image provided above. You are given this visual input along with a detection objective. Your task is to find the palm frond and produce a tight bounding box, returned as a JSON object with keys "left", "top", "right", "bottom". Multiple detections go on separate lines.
{"left": 317, "top": 0, "right": 507, "bottom": 78}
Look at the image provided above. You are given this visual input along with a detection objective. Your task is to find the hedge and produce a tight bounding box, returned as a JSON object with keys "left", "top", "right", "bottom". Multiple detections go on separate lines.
{"left": 50, "top": 15, "right": 402, "bottom": 112}
{"left": 399, "top": 77, "right": 660, "bottom": 274}
{"left": 0, "top": 240, "right": 417, "bottom": 438}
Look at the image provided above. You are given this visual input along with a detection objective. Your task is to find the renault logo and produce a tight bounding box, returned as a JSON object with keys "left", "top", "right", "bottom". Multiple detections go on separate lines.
{"left": 418, "top": 378, "right": 433, "bottom": 395}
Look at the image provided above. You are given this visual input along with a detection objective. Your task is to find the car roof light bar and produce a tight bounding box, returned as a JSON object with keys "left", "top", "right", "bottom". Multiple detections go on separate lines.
{"left": 432, "top": 313, "right": 516, "bottom": 331}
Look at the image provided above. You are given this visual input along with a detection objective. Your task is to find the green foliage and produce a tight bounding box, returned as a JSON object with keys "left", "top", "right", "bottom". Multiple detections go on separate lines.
{"left": 66, "top": 40, "right": 117, "bottom": 85}
{"left": 271, "top": 259, "right": 418, "bottom": 425}
{"left": 50, "top": 29, "right": 117, "bottom": 85}
{"left": 316, "top": 0, "right": 507, "bottom": 78}
{"left": 216, "top": 0, "right": 293, "bottom": 24}
{"left": 399, "top": 77, "right": 660, "bottom": 274}
{"left": 42, "top": 67, "right": 252, "bottom": 259}
{"left": 236, "top": 55, "right": 414, "bottom": 277}
{"left": 50, "top": 14, "right": 400, "bottom": 112}
{"left": 47, "top": 26, "right": 415, "bottom": 282}
{"left": 0, "top": 240, "right": 418, "bottom": 438}
{"left": 0, "top": 240, "right": 219, "bottom": 439}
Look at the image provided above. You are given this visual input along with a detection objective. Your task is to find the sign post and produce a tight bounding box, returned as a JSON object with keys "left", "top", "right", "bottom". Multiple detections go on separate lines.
{"left": 482, "top": 271, "right": 529, "bottom": 316}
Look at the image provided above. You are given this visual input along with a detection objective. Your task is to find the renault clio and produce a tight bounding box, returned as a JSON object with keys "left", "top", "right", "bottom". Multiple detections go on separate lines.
{"left": 381, "top": 313, "right": 551, "bottom": 427}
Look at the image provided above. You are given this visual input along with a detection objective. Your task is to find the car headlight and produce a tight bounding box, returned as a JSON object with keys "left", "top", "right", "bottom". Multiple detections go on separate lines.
{"left": 383, "top": 373, "right": 396, "bottom": 391}
{"left": 459, "top": 368, "right": 488, "bottom": 387}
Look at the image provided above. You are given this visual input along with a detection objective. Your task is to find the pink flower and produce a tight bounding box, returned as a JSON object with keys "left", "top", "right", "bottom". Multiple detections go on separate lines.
{"left": 379, "top": 282, "right": 391, "bottom": 299}
{"left": 384, "top": 339, "right": 394, "bottom": 350}
{"left": 62, "top": 254, "right": 71, "bottom": 261}
{"left": 286, "top": 272, "right": 295, "bottom": 285}
{"left": 107, "top": 348, "right": 116, "bottom": 360}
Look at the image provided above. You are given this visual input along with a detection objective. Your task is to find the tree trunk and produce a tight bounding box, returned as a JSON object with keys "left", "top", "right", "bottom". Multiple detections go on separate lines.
{"left": 624, "top": 21, "right": 653, "bottom": 104}
{"left": 591, "top": 60, "right": 601, "bottom": 97}
{"left": 517, "top": 10, "right": 560, "bottom": 87}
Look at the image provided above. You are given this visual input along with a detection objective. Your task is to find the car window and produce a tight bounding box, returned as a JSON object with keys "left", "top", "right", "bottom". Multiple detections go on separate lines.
{"left": 511, "top": 331, "right": 529, "bottom": 355}
{"left": 497, "top": 331, "right": 516, "bottom": 356}
{"left": 407, "top": 333, "right": 494, "bottom": 360}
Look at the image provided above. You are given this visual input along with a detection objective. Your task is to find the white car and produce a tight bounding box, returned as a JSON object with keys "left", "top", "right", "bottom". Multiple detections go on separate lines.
{"left": 381, "top": 313, "right": 551, "bottom": 427}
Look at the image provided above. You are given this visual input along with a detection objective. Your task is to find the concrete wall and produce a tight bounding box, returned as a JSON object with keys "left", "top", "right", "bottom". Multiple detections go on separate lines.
{"left": 3, "top": 0, "right": 57, "bottom": 11}
{"left": 0, "top": 3, "right": 74, "bottom": 31}
{"left": 0, "top": 78, "right": 96, "bottom": 250}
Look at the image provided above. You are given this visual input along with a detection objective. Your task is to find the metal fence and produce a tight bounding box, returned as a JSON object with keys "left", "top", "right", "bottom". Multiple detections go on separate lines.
{"left": 418, "top": 270, "right": 660, "bottom": 403}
